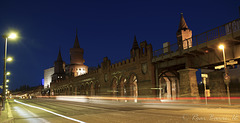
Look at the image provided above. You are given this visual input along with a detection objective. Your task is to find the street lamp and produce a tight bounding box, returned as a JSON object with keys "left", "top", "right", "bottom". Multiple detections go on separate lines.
{"left": 6, "top": 72, "right": 11, "bottom": 76}
{"left": 1, "top": 33, "right": 17, "bottom": 111}
{"left": 219, "top": 44, "right": 231, "bottom": 105}
{"left": 7, "top": 57, "right": 13, "bottom": 62}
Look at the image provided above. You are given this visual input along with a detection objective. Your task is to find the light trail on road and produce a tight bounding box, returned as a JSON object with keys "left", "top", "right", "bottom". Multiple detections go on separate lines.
{"left": 14, "top": 99, "right": 86, "bottom": 123}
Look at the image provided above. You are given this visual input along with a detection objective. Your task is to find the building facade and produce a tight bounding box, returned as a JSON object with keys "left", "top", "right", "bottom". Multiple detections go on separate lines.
{"left": 44, "top": 67, "right": 54, "bottom": 89}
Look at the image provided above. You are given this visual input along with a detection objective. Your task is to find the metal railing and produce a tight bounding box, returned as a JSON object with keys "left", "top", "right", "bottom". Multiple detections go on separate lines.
{"left": 153, "top": 18, "right": 240, "bottom": 57}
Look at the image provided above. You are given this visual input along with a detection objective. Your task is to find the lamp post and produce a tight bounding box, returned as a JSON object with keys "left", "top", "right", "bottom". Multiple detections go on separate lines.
{"left": 219, "top": 44, "right": 231, "bottom": 105}
{"left": 1, "top": 33, "right": 16, "bottom": 111}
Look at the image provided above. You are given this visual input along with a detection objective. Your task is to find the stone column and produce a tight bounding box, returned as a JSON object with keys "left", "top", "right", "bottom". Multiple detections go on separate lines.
{"left": 75, "top": 86, "right": 78, "bottom": 96}
{"left": 166, "top": 78, "right": 172, "bottom": 98}
{"left": 170, "top": 78, "right": 177, "bottom": 99}
{"left": 208, "top": 71, "right": 226, "bottom": 97}
{"left": 178, "top": 68, "right": 199, "bottom": 97}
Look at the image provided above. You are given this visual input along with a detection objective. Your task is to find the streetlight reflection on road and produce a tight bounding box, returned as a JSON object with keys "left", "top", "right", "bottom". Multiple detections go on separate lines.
{"left": 219, "top": 44, "right": 231, "bottom": 105}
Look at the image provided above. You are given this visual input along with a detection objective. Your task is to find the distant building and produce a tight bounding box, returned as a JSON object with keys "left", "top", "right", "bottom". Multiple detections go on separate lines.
{"left": 44, "top": 67, "right": 54, "bottom": 89}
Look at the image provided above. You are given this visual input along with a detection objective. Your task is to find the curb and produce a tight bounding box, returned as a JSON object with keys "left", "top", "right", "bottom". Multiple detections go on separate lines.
{"left": 3, "top": 100, "right": 14, "bottom": 123}
{"left": 6, "top": 100, "right": 13, "bottom": 118}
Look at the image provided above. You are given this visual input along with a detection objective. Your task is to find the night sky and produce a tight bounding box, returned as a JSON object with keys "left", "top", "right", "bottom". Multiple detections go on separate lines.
{"left": 0, "top": 0, "right": 240, "bottom": 91}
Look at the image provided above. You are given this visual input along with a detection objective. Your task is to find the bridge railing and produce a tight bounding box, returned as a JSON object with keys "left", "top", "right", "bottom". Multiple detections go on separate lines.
{"left": 153, "top": 43, "right": 178, "bottom": 57}
{"left": 153, "top": 18, "right": 240, "bottom": 57}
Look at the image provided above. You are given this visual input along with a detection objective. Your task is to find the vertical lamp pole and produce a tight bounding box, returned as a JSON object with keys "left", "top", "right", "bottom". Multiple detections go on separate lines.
{"left": 1, "top": 33, "right": 16, "bottom": 111}
{"left": 219, "top": 44, "right": 231, "bottom": 105}
{"left": 2, "top": 35, "right": 8, "bottom": 111}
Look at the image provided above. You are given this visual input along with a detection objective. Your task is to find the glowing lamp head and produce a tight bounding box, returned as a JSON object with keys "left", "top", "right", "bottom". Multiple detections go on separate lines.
{"left": 8, "top": 33, "right": 17, "bottom": 39}
{"left": 6, "top": 79, "right": 9, "bottom": 83}
{"left": 6, "top": 72, "right": 11, "bottom": 75}
{"left": 219, "top": 45, "right": 224, "bottom": 50}
{"left": 7, "top": 57, "right": 13, "bottom": 62}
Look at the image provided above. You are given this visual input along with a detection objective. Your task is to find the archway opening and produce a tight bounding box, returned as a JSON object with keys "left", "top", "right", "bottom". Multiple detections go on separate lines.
{"left": 112, "top": 77, "right": 118, "bottom": 96}
{"left": 129, "top": 74, "right": 138, "bottom": 99}
{"left": 158, "top": 70, "right": 179, "bottom": 99}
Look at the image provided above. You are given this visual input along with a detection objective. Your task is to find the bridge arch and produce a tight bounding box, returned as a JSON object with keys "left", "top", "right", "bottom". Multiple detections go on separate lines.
{"left": 111, "top": 76, "right": 119, "bottom": 96}
{"left": 85, "top": 83, "right": 90, "bottom": 95}
{"left": 129, "top": 73, "right": 138, "bottom": 98}
{"left": 89, "top": 81, "right": 95, "bottom": 96}
{"left": 80, "top": 84, "right": 85, "bottom": 95}
{"left": 158, "top": 70, "right": 179, "bottom": 99}
{"left": 119, "top": 76, "right": 128, "bottom": 97}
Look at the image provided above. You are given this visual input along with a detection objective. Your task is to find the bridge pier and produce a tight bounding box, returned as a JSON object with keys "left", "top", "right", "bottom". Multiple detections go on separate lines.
{"left": 178, "top": 68, "right": 199, "bottom": 97}
{"left": 208, "top": 71, "right": 226, "bottom": 97}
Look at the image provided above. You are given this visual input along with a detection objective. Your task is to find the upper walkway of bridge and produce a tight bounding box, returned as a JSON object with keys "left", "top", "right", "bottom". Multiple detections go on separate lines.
{"left": 153, "top": 18, "right": 240, "bottom": 63}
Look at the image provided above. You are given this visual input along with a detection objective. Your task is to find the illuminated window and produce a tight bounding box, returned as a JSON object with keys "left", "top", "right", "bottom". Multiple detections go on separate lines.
{"left": 77, "top": 68, "right": 86, "bottom": 76}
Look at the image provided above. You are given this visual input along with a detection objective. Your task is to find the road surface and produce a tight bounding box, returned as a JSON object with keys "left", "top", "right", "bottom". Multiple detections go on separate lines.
{"left": 8, "top": 98, "right": 240, "bottom": 123}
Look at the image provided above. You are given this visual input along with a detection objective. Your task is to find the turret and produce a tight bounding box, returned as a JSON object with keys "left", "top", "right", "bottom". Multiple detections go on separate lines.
{"left": 130, "top": 35, "right": 140, "bottom": 58}
{"left": 69, "top": 30, "right": 88, "bottom": 77}
{"left": 176, "top": 13, "right": 192, "bottom": 50}
{"left": 52, "top": 49, "right": 66, "bottom": 82}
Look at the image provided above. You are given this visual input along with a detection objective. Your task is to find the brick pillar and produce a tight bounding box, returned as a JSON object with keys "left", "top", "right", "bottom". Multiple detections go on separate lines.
{"left": 208, "top": 71, "right": 226, "bottom": 97}
{"left": 75, "top": 86, "right": 77, "bottom": 96}
{"left": 178, "top": 68, "right": 199, "bottom": 97}
{"left": 166, "top": 79, "right": 171, "bottom": 98}
{"left": 170, "top": 78, "right": 177, "bottom": 99}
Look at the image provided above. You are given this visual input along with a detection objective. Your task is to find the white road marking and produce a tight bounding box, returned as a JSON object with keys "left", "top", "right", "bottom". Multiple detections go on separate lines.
{"left": 14, "top": 99, "right": 86, "bottom": 123}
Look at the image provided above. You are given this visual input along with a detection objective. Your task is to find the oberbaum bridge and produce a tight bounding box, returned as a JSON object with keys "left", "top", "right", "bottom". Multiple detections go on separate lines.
{"left": 50, "top": 14, "right": 240, "bottom": 100}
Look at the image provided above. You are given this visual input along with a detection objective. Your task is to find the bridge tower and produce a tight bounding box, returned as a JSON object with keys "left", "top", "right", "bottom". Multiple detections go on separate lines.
{"left": 176, "top": 14, "right": 199, "bottom": 97}
{"left": 176, "top": 13, "right": 192, "bottom": 50}
{"left": 69, "top": 30, "right": 88, "bottom": 77}
{"left": 52, "top": 49, "right": 66, "bottom": 82}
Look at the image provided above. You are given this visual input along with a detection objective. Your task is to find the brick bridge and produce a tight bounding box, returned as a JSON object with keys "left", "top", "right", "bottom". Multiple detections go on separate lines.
{"left": 50, "top": 15, "right": 240, "bottom": 100}
{"left": 153, "top": 17, "right": 240, "bottom": 98}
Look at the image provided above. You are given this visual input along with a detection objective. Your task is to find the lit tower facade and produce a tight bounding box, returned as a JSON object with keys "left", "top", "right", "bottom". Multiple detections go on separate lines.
{"left": 69, "top": 32, "right": 88, "bottom": 77}
{"left": 176, "top": 13, "right": 192, "bottom": 50}
{"left": 52, "top": 49, "right": 66, "bottom": 82}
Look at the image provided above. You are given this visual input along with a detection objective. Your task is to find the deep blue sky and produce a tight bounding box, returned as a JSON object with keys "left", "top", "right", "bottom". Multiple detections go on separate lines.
{"left": 0, "top": 0, "right": 240, "bottom": 91}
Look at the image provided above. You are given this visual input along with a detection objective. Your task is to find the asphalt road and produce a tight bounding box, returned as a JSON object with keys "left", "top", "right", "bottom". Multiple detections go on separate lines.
{"left": 8, "top": 98, "right": 240, "bottom": 123}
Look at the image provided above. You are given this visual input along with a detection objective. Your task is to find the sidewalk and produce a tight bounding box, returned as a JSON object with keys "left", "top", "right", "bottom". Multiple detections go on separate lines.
{"left": 138, "top": 97, "right": 240, "bottom": 109}
{"left": 0, "top": 100, "right": 14, "bottom": 123}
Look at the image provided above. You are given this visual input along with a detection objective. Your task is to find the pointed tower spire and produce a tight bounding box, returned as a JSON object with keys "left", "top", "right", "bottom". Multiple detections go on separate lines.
{"left": 131, "top": 35, "right": 139, "bottom": 50}
{"left": 57, "top": 48, "right": 63, "bottom": 61}
{"left": 178, "top": 13, "right": 188, "bottom": 31}
{"left": 73, "top": 29, "right": 80, "bottom": 48}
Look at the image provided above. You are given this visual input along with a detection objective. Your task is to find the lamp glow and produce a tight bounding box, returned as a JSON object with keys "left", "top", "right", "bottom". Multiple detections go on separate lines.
{"left": 8, "top": 33, "right": 17, "bottom": 39}
{"left": 7, "top": 57, "right": 13, "bottom": 62}
{"left": 6, "top": 80, "right": 9, "bottom": 82}
{"left": 219, "top": 45, "right": 224, "bottom": 50}
{"left": 6, "top": 72, "right": 11, "bottom": 75}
